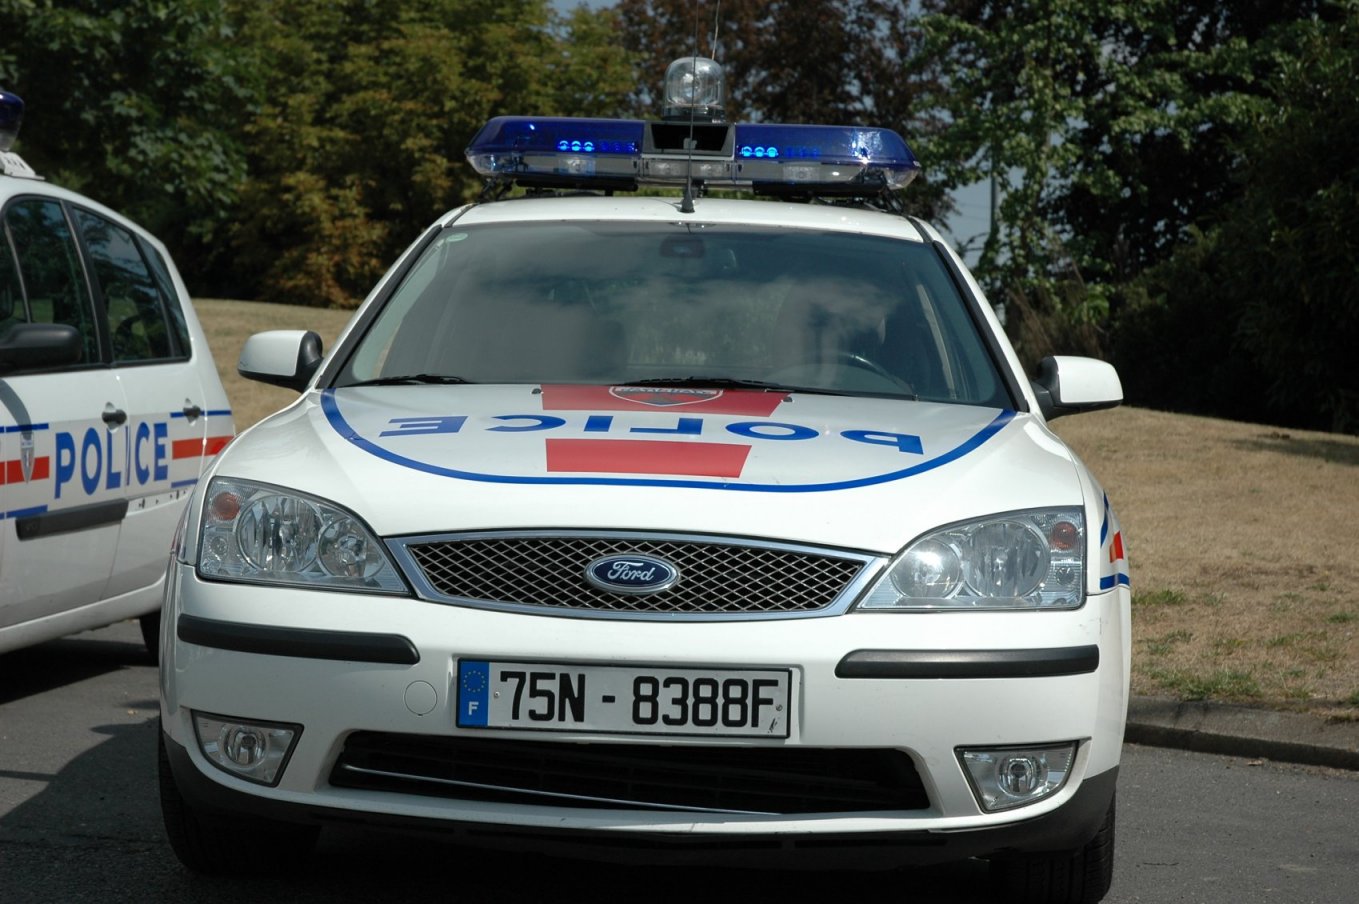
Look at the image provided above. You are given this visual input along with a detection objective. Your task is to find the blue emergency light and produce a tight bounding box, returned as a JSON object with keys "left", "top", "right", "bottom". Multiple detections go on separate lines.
{"left": 0, "top": 89, "right": 23, "bottom": 152}
{"left": 466, "top": 116, "right": 920, "bottom": 195}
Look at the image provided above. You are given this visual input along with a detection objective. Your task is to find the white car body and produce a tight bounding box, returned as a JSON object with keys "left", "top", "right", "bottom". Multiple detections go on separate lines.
{"left": 1, "top": 149, "right": 234, "bottom": 655}
{"left": 160, "top": 192, "right": 1129, "bottom": 893}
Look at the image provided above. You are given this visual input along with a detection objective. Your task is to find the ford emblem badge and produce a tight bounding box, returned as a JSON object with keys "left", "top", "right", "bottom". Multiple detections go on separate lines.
{"left": 584, "top": 554, "right": 681, "bottom": 595}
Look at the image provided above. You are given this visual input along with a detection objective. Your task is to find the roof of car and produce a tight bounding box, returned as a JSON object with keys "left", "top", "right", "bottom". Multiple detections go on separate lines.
{"left": 447, "top": 194, "right": 934, "bottom": 244}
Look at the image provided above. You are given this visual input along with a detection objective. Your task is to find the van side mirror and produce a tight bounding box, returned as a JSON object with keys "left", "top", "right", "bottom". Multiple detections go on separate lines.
{"left": 0, "top": 322, "right": 82, "bottom": 374}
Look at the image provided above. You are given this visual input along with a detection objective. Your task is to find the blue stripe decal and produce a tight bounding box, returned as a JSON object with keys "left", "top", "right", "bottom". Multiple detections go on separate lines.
{"left": 171, "top": 479, "right": 200, "bottom": 489}
{"left": 321, "top": 389, "right": 1016, "bottom": 494}
{"left": 3, "top": 423, "right": 50, "bottom": 433}
{"left": 2, "top": 504, "right": 48, "bottom": 520}
{"left": 1099, "top": 493, "right": 1109, "bottom": 545}
{"left": 1099, "top": 574, "right": 1131, "bottom": 590}
{"left": 206, "top": 409, "right": 233, "bottom": 417}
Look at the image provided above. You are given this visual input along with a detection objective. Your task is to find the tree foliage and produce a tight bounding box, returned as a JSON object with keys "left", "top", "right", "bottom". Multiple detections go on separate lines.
{"left": 1116, "top": 7, "right": 1359, "bottom": 432}
{"left": 0, "top": 0, "right": 249, "bottom": 247}
{"left": 1, "top": 0, "right": 1355, "bottom": 430}
{"left": 915, "top": 2, "right": 1332, "bottom": 361}
{"left": 614, "top": 0, "right": 951, "bottom": 219}
{"left": 226, "top": 0, "right": 635, "bottom": 307}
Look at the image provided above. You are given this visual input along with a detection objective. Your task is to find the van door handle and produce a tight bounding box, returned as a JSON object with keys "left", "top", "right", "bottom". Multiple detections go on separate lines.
{"left": 182, "top": 403, "right": 203, "bottom": 420}
{"left": 102, "top": 406, "right": 128, "bottom": 427}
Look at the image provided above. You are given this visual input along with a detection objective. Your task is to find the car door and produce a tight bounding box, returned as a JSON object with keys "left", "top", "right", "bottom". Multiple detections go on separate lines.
{"left": 69, "top": 206, "right": 222, "bottom": 599}
{"left": 0, "top": 195, "right": 124, "bottom": 629}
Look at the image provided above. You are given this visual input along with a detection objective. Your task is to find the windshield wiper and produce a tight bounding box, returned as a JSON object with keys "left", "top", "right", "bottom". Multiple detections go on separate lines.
{"left": 629, "top": 376, "right": 788, "bottom": 391}
{"left": 627, "top": 376, "right": 861, "bottom": 397}
{"left": 342, "top": 374, "right": 475, "bottom": 387}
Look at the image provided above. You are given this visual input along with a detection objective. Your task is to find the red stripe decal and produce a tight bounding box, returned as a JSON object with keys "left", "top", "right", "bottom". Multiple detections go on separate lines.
{"left": 172, "top": 438, "right": 203, "bottom": 460}
{"left": 172, "top": 435, "right": 233, "bottom": 460}
{"left": 1, "top": 457, "right": 50, "bottom": 484}
{"left": 541, "top": 385, "right": 784, "bottom": 416}
{"left": 546, "top": 439, "right": 750, "bottom": 478}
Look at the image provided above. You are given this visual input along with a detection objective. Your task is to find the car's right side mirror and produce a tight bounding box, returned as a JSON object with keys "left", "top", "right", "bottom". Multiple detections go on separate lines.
{"left": 238, "top": 330, "right": 324, "bottom": 392}
{"left": 1031, "top": 355, "right": 1123, "bottom": 421}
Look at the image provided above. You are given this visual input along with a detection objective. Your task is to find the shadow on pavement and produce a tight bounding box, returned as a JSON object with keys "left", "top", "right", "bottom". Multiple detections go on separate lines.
{"left": 0, "top": 716, "right": 997, "bottom": 903}
{"left": 0, "top": 627, "right": 151, "bottom": 706}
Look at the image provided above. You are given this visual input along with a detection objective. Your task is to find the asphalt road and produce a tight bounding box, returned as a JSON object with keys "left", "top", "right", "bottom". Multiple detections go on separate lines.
{"left": 1, "top": 621, "right": 1355, "bottom": 903}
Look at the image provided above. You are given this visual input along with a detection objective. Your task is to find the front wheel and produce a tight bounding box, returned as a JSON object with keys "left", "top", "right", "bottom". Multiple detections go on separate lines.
{"left": 158, "top": 727, "right": 318, "bottom": 875}
{"left": 139, "top": 611, "right": 160, "bottom": 664}
{"left": 989, "top": 796, "right": 1116, "bottom": 904}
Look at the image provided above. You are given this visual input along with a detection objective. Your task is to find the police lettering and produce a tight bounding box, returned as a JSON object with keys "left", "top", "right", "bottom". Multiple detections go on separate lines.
{"left": 380, "top": 413, "right": 923, "bottom": 455}
{"left": 54, "top": 420, "right": 170, "bottom": 499}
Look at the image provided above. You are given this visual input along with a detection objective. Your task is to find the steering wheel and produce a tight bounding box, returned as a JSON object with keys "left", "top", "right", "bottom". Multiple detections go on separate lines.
{"left": 771, "top": 350, "right": 914, "bottom": 393}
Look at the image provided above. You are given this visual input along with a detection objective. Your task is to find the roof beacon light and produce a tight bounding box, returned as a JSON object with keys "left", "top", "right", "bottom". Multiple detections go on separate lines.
{"left": 467, "top": 117, "right": 920, "bottom": 196}
{"left": 663, "top": 57, "right": 726, "bottom": 123}
{"left": 0, "top": 89, "right": 23, "bottom": 152}
{"left": 0, "top": 88, "right": 38, "bottom": 179}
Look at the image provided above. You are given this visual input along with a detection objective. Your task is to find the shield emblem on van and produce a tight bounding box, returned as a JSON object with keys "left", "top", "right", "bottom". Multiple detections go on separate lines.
{"left": 20, "top": 432, "right": 34, "bottom": 483}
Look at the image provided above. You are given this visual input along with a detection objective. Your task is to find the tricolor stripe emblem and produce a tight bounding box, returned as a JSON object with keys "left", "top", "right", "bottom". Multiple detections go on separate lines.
{"left": 541, "top": 385, "right": 780, "bottom": 479}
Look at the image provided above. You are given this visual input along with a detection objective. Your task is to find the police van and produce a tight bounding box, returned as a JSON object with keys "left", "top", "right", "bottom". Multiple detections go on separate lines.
{"left": 0, "top": 89, "right": 234, "bottom": 658}
{"left": 158, "top": 59, "right": 1129, "bottom": 903}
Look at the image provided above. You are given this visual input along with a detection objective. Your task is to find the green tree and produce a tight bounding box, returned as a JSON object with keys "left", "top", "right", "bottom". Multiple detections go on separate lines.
{"left": 615, "top": 0, "right": 951, "bottom": 219}
{"left": 228, "top": 0, "right": 635, "bottom": 307}
{"left": 1118, "top": 7, "right": 1359, "bottom": 432}
{"left": 0, "top": 0, "right": 249, "bottom": 267}
{"left": 917, "top": 1, "right": 1331, "bottom": 367}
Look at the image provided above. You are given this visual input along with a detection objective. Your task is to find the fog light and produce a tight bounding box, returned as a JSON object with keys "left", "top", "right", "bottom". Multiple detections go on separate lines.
{"left": 959, "top": 743, "right": 1077, "bottom": 812}
{"left": 193, "top": 712, "right": 301, "bottom": 786}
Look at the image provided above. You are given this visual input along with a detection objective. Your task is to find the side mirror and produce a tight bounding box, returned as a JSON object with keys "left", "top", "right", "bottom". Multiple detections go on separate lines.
{"left": 0, "top": 322, "right": 82, "bottom": 374}
{"left": 238, "top": 330, "right": 324, "bottom": 392}
{"left": 1031, "top": 355, "right": 1123, "bottom": 421}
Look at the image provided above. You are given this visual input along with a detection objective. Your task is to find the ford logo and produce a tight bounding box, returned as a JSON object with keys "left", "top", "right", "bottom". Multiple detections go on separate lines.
{"left": 584, "top": 554, "right": 681, "bottom": 595}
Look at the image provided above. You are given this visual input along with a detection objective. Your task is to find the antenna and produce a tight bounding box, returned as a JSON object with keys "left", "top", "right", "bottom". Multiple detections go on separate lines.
{"left": 710, "top": 1, "right": 723, "bottom": 59}
{"left": 679, "top": 17, "right": 702, "bottom": 214}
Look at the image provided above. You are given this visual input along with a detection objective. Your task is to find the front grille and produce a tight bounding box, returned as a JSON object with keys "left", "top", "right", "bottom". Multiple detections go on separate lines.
{"left": 397, "top": 534, "right": 869, "bottom": 615}
{"left": 331, "top": 732, "right": 929, "bottom": 815}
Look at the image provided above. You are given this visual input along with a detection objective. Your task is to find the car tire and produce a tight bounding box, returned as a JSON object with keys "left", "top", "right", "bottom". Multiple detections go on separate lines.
{"left": 158, "top": 726, "right": 319, "bottom": 875}
{"left": 139, "top": 611, "right": 160, "bottom": 664}
{"left": 988, "top": 796, "right": 1115, "bottom": 904}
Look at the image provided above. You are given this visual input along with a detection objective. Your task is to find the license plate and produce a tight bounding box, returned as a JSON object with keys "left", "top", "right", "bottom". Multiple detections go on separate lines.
{"left": 456, "top": 660, "right": 791, "bottom": 738}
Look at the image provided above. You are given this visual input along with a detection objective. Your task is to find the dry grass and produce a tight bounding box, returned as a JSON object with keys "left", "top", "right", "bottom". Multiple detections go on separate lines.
{"left": 194, "top": 299, "right": 1359, "bottom": 718}
{"left": 195, "top": 299, "right": 355, "bottom": 430}
{"left": 1053, "top": 408, "right": 1359, "bottom": 719}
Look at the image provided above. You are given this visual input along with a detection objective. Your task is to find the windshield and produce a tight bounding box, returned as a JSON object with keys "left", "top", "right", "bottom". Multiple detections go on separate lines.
{"left": 335, "top": 221, "right": 1009, "bottom": 406}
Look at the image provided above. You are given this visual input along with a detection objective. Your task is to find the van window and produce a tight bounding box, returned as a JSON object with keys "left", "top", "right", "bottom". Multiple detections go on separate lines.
{"left": 4, "top": 198, "right": 98, "bottom": 364}
{"left": 74, "top": 208, "right": 180, "bottom": 363}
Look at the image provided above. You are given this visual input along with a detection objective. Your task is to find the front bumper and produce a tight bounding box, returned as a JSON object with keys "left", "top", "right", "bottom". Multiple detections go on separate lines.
{"left": 161, "top": 564, "right": 1130, "bottom": 864}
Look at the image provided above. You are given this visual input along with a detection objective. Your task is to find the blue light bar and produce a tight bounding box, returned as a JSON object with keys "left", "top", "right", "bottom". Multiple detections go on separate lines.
{"left": 466, "top": 116, "right": 920, "bottom": 194}
{"left": 468, "top": 117, "right": 646, "bottom": 158}
{"left": 0, "top": 88, "right": 23, "bottom": 153}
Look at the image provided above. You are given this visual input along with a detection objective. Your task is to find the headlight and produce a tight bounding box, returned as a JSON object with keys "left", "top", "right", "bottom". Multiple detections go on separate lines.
{"left": 857, "top": 509, "right": 1084, "bottom": 610}
{"left": 197, "top": 478, "right": 407, "bottom": 593}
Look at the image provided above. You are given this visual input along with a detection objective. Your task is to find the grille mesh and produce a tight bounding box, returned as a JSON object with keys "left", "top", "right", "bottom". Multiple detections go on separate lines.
{"left": 401, "top": 536, "right": 865, "bottom": 615}
{"left": 331, "top": 732, "right": 929, "bottom": 815}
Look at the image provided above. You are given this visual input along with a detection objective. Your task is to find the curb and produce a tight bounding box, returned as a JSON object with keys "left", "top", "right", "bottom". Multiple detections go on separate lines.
{"left": 1125, "top": 696, "right": 1359, "bottom": 771}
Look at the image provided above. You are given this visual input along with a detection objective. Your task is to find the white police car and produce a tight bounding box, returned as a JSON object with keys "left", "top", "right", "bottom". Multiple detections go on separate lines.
{"left": 0, "top": 89, "right": 234, "bottom": 658}
{"left": 158, "top": 60, "right": 1129, "bottom": 903}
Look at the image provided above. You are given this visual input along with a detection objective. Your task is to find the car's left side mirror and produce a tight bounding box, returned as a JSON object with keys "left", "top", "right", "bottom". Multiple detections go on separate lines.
{"left": 1031, "top": 355, "right": 1123, "bottom": 421}
{"left": 0, "top": 322, "right": 83, "bottom": 374}
{"left": 238, "top": 330, "right": 324, "bottom": 392}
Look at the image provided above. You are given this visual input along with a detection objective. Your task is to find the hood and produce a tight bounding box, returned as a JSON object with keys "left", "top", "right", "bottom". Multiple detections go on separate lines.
{"left": 219, "top": 384, "right": 1085, "bottom": 554}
